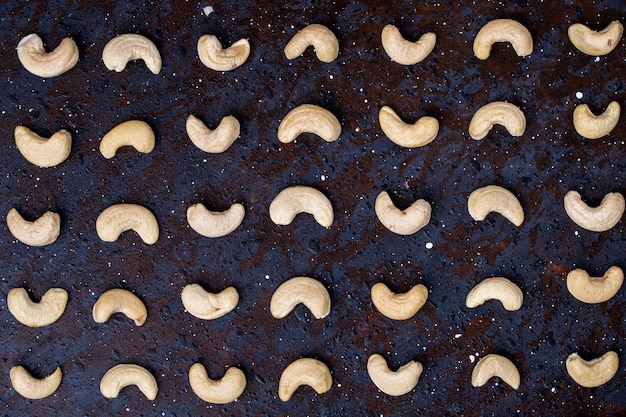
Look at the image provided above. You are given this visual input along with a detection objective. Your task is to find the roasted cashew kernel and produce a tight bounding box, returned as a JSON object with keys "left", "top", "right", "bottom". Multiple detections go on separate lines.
{"left": 284, "top": 24, "right": 339, "bottom": 63}
{"left": 102, "top": 34, "right": 161, "bottom": 74}
{"left": 566, "top": 266, "right": 624, "bottom": 303}
{"left": 378, "top": 106, "right": 438, "bottom": 148}
{"left": 10, "top": 366, "right": 62, "bottom": 399}
{"left": 186, "top": 114, "right": 240, "bottom": 153}
{"left": 468, "top": 185, "right": 524, "bottom": 226}
{"left": 374, "top": 191, "right": 431, "bottom": 235}
{"left": 563, "top": 190, "right": 625, "bottom": 232}
{"left": 181, "top": 284, "right": 239, "bottom": 320}
{"left": 187, "top": 202, "right": 245, "bottom": 238}
{"left": 270, "top": 276, "right": 330, "bottom": 319}
{"left": 99, "top": 120, "right": 155, "bottom": 159}
{"left": 371, "top": 282, "right": 428, "bottom": 320}
{"left": 269, "top": 185, "right": 334, "bottom": 228}
{"left": 465, "top": 277, "right": 523, "bottom": 311}
{"left": 7, "top": 287, "right": 68, "bottom": 327}
{"left": 189, "top": 363, "right": 246, "bottom": 404}
{"left": 277, "top": 104, "right": 341, "bottom": 143}
{"left": 469, "top": 101, "right": 526, "bottom": 140}
{"left": 471, "top": 354, "right": 520, "bottom": 389}
{"left": 96, "top": 203, "right": 159, "bottom": 244}
{"left": 573, "top": 101, "right": 620, "bottom": 139}
{"left": 568, "top": 21, "right": 623, "bottom": 56}
{"left": 7, "top": 208, "right": 61, "bottom": 246}
{"left": 17, "top": 34, "right": 78, "bottom": 77}
{"left": 381, "top": 24, "right": 436, "bottom": 65}
{"left": 566, "top": 351, "right": 618, "bottom": 388}
{"left": 14, "top": 126, "right": 71, "bottom": 167}
{"left": 93, "top": 288, "right": 147, "bottom": 326}
{"left": 473, "top": 19, "right": 533, "bottom": 59}
{"left": 278, "top": 358, "right": 332, "bottom": 402}
{"left": 367, "top": 354, "right": 423, "bottom": 396}
{"left": 100, "top": 364, "right": 158, "bottom": 400}
{"left": 197, "top": 35, "right": 250, "bottom": 71}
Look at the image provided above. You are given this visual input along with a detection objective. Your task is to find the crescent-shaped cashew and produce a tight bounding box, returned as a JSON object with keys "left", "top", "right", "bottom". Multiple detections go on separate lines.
{"left": 465, "top": 277, "right": 523, "bottom": 311}
{"left": 284, "top": 24, "right": 339, "bottom": 63}
{"left": 563, "top": 190, "right": 625, "bottom": 232}
{"left": 7, "top": 208, "right": 61, "bottom": 247}
{"left": 269, "top": 185, "right": 334, "bottom": 228}
{"left": 573, "top": 101, "right": 620, "bottom": 139}
{"left": 374, "top": 191, "right": 431, "bottom": 235}
{"left": 197, "top": 35, "right": 250, "bottom": 71}
{"left": 14, "top": 126, "right": 71, "bottom": 168}
{"left": 566, "top": 351, "right": 619, "bottom": 388}
{"left": 378, "top": 106, "right": 438, "bottom": 148}
{"left": 468, "top": 185, "right": 524, "bottom": 226}
{"left": 278, "top": 358, "right": 332, "bottom": 402}
{"left": 473, "top": 19, "right": 533, "bottom": 60}
{"left": 16, "top": 34, "right": 78, "bottom": 78}
{"left": 189, "top": 363, "right": 246, "bottom": 404}
{"left": 186, "top": 114, "right": 240, "bottom": 153}
{"left": 102, "top": 34, "right": 162, "bottom": 74}
{"left": 471, "top": 354, "right": 520, "bottom": 389}
{"left": 187, "top": 202, "right": 245, "bottom": 238}
{"left": 566, "top": 266, "right": 624, "bottom": 304}
{"left": 270, "top": 276, "right": 331, "bottom": 319}
{"left": 277, "top": 104, "right": 341, "bottom": 143}
{"left": 181, "top": 284, "right": 239, "bottom": 320}
{"left": 7, "top": 287, "right": 68, "bottom": 327}
{"left": 469, "top": 101, "right": 526, "bottom": 140}
{"left": 380, "top": 24, "right": 436, "bottom": 65}
{"left": 93, "top": 288, "right": 147, "bottom": 326}
{"left": 100, "top": 364, "right": 158, "bottom": 400}
{"left": 99, "top": 120, "right": 155, "bottom": 159}
{"left": 568, "top": 21, "right": 623, "bottom": 56}
{"left": 96, "top": 203, "right": 159, "bottom": 244}
{"left": 370, "top": 282, "right": 428, "bottom": 320}
{"left": 10, "top": 366, "right": 62, "bottom": 399}
{"left": 367, "top": 354, "right": 423, "bottom": 396}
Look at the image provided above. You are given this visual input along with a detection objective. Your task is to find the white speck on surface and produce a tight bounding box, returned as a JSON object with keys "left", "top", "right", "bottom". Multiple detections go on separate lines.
{"left": 454, "top": 333, "right": 462, "bottom": 338}
{"left": 203, "top": 5, "right": 214, "bottom": 16}
{"left": 595, "top": 56, "right": 600, "bottom": 62}
{"left": 426, "top": 242, "right": 433, "bottom": 249}
{"left": 469, "top": 354, "right": 475, "bottom": 363}
{"left": 575, "top": 92, "right": 583, "bottom": 99}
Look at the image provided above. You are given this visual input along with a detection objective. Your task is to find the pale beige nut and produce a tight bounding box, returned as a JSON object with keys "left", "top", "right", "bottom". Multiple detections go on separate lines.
{"left": 563, "top": 190, "right": 625, "bottom": 232}
{"left": 10, "top": 366, "right": 62, "bottom": 399}
{"left": 96, "top": 203, "right": 159, "bottom": 244}
{"left": 278, "top": 358, "right": 332, "bottom": 402}
{"left": 7, "top": 287, "right": 68, "bottom": 327}
{"left": 188, "top": 363, "right": 246, "bottom": 404}
{"left": 573, "top": 101, "right": 620, "bottom": 139}
{"left": 197, "top": 35, "right": 250, "bottom": 71}
{"left": 277, "top": 104, "right": 341, "bottom": 143}
{"left": 181, "top": 284, "right": 239, "bottom": 320}
{"left": 566, "top": 266, "right": 624, "bottom": 303}
{"left": 100, "top": 364, "right": 158, "bottom": 400}
{"left": 102, "top": 34, "right": 161, "bottom": 74}
{"left": 568, "top": 21, "right": 623, "bottom": 56}
{"left": 270, "top": 276, "right": 330, "bottom": 319}
{"left": 370, "top": 282, "right": 428, "bottom": 320}
{"left": 566, "top": 351, "right": 618, "bottom": 388}
{"left": 7, "top": 208, "right": 61, "bottom": 246}
{"left": 284, "top": 24, "right": 339, "bottom": 63}
{"left": 374, "top": 191, "right": 431, "bottom": 235}
{"left": 14, "top": 125, "right": 72, "bottom": 168}
{"left": 99, "top": 120, "right": 155, "bottom": 159}
{"left": 465, "top": 277, "right": 523, "bottom": 311}
{"left": 471, "top": 354, "right": 520, "bottom": 389}
{"left": 187, "top": 202, "right": 245, "bottom": 238}
{"left": 378, "top": 106, "right": 438, "bottom": 148}
{"left": 381, "top": 24, "right": 436, "bottom": 65}
{"left": 186, "top": 114, "right": 240, "bottom": 153}
{"left": 473, "top": 19, "right": 533, "bottom": 60}
{"left": 469, "top": 101, "right": 526, "bottom": 140}
{"left": 269, "top": 185, "right": 334, "bottom": 228}
{"left": 16, "top": 34, "right": 79, "bottom": 78}
{"left": 468, "top": 185, "right": 524, "bottom": 226}
{"left": 92, "top": 288, "right": 147, "bottom": 326}
{"left": 367, "top": 354, "right": 423, "bottom": 396}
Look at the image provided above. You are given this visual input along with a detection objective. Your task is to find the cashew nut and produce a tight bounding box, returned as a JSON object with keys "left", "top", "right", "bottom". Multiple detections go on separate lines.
{"left": 465, "top": 277, "right": 523, "bottom": 311}
{"left": 7, "top": 287, "right": 68, "bottom": 327}
{"left": 284, "top": 24, "right": 339, "bottom": 63}
{"left": 187, "top": 202, "right": 245, "bottom": 238}
{"left": 96, "top": 203, "right": 159, "bottom": 244}
{"left": 378, "top": 106, "right": 438, "bottom": 148}
{"left": 469, "top": 101, "right": 526, "bottom": 140}
{"left": 186, "top": 114, "right": 240, "bottom": 153}
{"left": 467, "top": 185, "right": 524, "bottom": 226}
{"left": 7, "top": 208, "right": 61, "bottom": 246}
{"left": 14, "top": 125, "right": 71, "bottom": 167}
{"left": 370, "top": 282, "right": 428, "bottom": 320}
{"left": 568, "top": 21, "right": 623, "bottom": 56}
{"left": 10, "top": 366, "right": 62, "bottom": 399}
{"left": 16, "top": 34, "right": 78, "bottom": 78}
{"left": 473, "top": 19, "right": 533, "bottom": 60}
{"left": 92, "top": 288, "right": 147, "bottom": 326}
{"left": 277, "top": 104, "right": 341, "bottom": 144}
{"left": 270, "top": 276, "right": 330, "bottom": 319}
{"left": 563, "top": 190, "right": 625, "bottom": 232}
{"left": 380, "top": 24, "right": 436, "bottom": 65}
{"left": 566, "top": 266, "right": 624, "bottom": 304}
{"left": 269, "top": 185, "right": 334, "bottom": 228}
{"left": 471, "top": 353, "right": 520, "bottom": 389}
{"left": 197, "top": 35, "right": 250, "bottom": 71}
{"left": 374, "top": 191, "right": 431, "bottom": 235}
{"left": 181, "top": 284, "right": 238, "bottom": 320}
{"left": 100, "top": 363, "right": 158, "bottom": 400}
{"left": 367, "top": 354, "right": 423, "bottom": 396}
{"left": 102, "top": 34, "right": 161, "bottom": 74}
{"left": 99, "top": 120, "right": 155, "bottom": 159}
{"left": 566, "top": 351, "right": 618, "bottom": 388}
{"left": 188, "top": 363, "right": 246, "bottom": 404}
{"left": 278, "top": 358, "right": 332, "bottom": 402}
{"left": 573, "top": 101, "right": 620, "bottom": 139}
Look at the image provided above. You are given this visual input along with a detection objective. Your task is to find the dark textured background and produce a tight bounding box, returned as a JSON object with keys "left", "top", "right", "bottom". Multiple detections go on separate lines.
{"left": 0, "top": 0, "right": 624, "bottom": 416}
